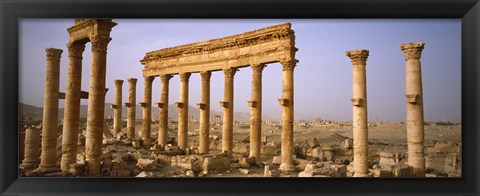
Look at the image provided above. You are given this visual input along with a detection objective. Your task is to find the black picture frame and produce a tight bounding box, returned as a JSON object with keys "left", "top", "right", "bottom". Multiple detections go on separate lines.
{"left": 1, "top": 0, "right": 478, "bottom": 195}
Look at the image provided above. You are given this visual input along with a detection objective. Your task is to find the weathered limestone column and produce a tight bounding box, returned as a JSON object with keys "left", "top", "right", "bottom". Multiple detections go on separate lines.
{"left": 38, "top": 48, "right": 62, "bottom": 172}
{"left": 346, "top": 49, "right": 370, "bottom": 177}
{"left": 140, "top": 76, "right": 154, "bottom": 147}
{"left": 60, "top": 42, "right": 85, "bottom": 172}
{"left": 401, "top": 41, "right": 426, "bottom": 177}
{"left": 197, "top": 71, "right": 211, "bottom": 154}
{"left": 176, "top": 73, "right": 191, "bottom": 150}
{"left": 156, "top": 74, "right": 172, "bottom": 148}
{"left": 278, "top": 60, "right": 296, "bottom": 172}
{"left": 20, "top": 128, "right": 41, "bottom": 170}
{"left": 248, "top": 63, "right": 265, "bottom": 161}
{"left": 220, "top": 68, "right": 236, "bottom": 156}
{"left": 111, "top": 80, "right": 123, "bottom": 138}
{"left": 85, "top": 35, "right": 112, "bottom": 176}
{"left": 125, "top": 78, "right": 137, "bottom": 141}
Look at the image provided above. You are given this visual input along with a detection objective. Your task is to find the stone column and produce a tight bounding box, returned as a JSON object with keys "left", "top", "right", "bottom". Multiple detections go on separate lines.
{"left": 197, "top": 71, "right": 211, "bottom": 154}
{"left": 85, "top": 35, "right": 112, "bottom": 176}
{"left": 176, "top": 73, "right": 191, "bottom": 150}
{"left": 125, "top": 78, "right": 137, "bottom": 141}
{"left": 140, "top": 76, "right": 154, "bottom": 148}
{"left": 111, "top": 80, "right": 123, "bottom": 138}
{"left": 401, "top": 41, "right": 426, "bottom": 177}
{"left": 248, "top": 63, "right": 265, "bottom": 161}
{"left": 278, "top": 60, "right": 296, "bottom": 172}
{"left": 20, "top": 128, "right": 41, "bottom": 170}
{"left": 157, "top": 75, "right": 172, "bottom": 148}
{"left": 37, "top": 48, "right": 62, "bottom": 172}
{"left": 60, "top": 42, "right": 85, "bottom": 172}
{"left": 346, "top": 49, "right": 370, "bottom": 177}
{"left": 220, "top": 68, "right": 236, "bottom": 156}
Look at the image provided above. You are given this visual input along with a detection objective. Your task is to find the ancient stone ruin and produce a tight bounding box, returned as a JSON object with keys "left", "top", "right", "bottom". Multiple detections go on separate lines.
{"left": 18, "top": 19, "right": 461, "bottom": 178}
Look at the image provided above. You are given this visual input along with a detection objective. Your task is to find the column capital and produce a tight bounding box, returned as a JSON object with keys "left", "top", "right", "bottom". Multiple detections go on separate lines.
{"left": 400, "top": 42, "right": 425, "bottom": 60}
{"left": 251, "top": 63, "right": 266, "bottom": 74}
{"left": 280, "top": 60, "right": 297, "bottom": 71}
{"left": 114, "top": 79, "right": 124, "bottom": 86}
{"left": 179, "top": 73, "right": 191, "bottom": 82}
{"left": 223, "top": 68, "right": 237, "bottom": 78}
{"left": 200, "top": 71, "right": 212, "bottom": 81}
{"left": 144, "top": 76, "right": 155, "bottom": 84}
{"left": 89, "top": 35, "right": 112, "bottom": 52}
{"left": 66, "top": 42, "right": 85, "bottom": 58}
{"left": 127, "top": 78, "right": 138, "bottom": 84}
{"left": 160, "top": 74, "right": 173, "bottom": 82}
{"left": 45, "top": 48, "right": 63, "bottom": 61}
{"left": 346, "top": 49, "right": 369, "bottom": 65}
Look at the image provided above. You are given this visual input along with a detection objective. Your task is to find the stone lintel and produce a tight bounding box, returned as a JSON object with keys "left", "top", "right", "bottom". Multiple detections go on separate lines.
{"left": 351, "top": 98, "right": 364, "bottom": 106}
{"left": 406, "top": 94, "right": 419, "bottom": 104}
{"left": 59, "top": 92, "right": 65, "bottom": 99}
{"left": 155, "top": 102, "right": 164, "bottom": 108}
{"left": 110, "top": 104, "right": 118, "bottom": 109}
{"left": 175, "top": 102, "right": 184, "bottom": 108}
{"left": 80, "top": 91, "right": 89, "bottom": 99}
{"left": 277, "top": 98, "right": 289, "bottom": 106}
{"left": 196, "top": 103, "right": 206, "bottom": 110}
{"left": 124, "top": 102, "right": 132, "bottom": 107}
{"left": 219, "top": 101, "right": 229, "bottom": 108}
{"left": 138, "top": 102, "right": 147, "bottom": 107}
{"left": 247, "top": 100, "right": 257, "bottom": 108}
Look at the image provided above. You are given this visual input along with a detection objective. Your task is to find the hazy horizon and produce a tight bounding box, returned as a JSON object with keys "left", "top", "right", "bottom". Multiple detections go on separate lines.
{"left": 19, "top": 19, "right": 461, "bottom": 122}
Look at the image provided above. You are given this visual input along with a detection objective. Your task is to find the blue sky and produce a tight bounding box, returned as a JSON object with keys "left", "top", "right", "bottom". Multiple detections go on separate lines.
{"left": 19, "top": 19, "right": 461, "bottom": 122}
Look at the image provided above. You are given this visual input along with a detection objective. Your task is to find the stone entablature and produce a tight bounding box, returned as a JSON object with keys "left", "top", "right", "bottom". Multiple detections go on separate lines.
{"left": 140, "top": 23, "right": 297, "bottom": 76}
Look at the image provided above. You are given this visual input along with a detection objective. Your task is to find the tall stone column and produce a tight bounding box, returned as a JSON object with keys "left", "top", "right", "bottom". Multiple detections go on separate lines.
{"left": 125, "top": 78, "right": 137, "bottom": 141}
{"left": 220, "top": 68, "right": 236, "bottom": 156}
{"left": 346, "top": 49, "right": 369, "bottom": 177}
{"left": 21, "top": 128, "right": 41, "bottom": 170}
{"left": 400, "top": 41, "right": 426, "bottom": 177}
{"left": 38, "top": 48, "right": 62, "bottom": 172}
{"left": 157, "top": 74, "right": 172, "bottom": 148}
{"left": 248, "top": 63, "right": 265, "bottom": 161}
{"left": 60, "top": 42, "right": 85, "bottom": 172}
{"left": 112, "top": 80, "right": 123, "bottom": 138}
{"left": 278, "top": 60, "right": 296, "bottom": 172}
{"left": 140, "top": 76, "right": 154, "bottom": 147}
{"left": 176, "top": 73, "right": 191, "bottom": 150}
{"left": 85, "top": 35, "right": 112, "bottom": 176}
{"left": 197, "top": 71, "right": 211, "bottom": 154}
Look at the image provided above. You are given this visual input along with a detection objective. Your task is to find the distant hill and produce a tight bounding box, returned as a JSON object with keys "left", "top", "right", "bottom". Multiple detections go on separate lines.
{"left": 19, "top": 103, "right": 273, "bottom": 122}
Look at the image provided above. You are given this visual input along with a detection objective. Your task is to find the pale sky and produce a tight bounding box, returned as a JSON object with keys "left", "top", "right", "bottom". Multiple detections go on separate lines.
{"left": 19, "top": 19, "right": 461, "bottom": 122}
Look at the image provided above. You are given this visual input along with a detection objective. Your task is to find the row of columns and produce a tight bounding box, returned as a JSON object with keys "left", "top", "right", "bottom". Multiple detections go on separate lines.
{"left": 345, "top": 41, "right": 426, "bottom": 177}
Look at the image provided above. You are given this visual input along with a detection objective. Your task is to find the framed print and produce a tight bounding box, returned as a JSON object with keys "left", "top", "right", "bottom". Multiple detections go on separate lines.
{"left": 1, "top": 0, "right": 479, "bottom": 195}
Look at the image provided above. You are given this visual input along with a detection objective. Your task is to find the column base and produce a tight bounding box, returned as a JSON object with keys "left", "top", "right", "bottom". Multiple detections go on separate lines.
{"left": 19, "top": 161, "right": 39, "bottom": 170}
{"left": 36, "top": 166, "right": 61, "bottom": 174}
{"left": 279, "top": 163, "right": 296, "bottom": 173}
{"left": 353, "top": 172, "right": 370, "bottom": 177}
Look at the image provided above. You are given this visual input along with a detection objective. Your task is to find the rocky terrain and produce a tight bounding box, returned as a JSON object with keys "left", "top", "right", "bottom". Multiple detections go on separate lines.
{"left": 18, "top": 118, "right": 461, "bottom": 178}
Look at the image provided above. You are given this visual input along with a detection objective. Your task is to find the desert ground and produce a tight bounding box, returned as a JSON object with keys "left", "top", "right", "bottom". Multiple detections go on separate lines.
{"left": 19, "top": 118, "right": 461, "bottom": 178}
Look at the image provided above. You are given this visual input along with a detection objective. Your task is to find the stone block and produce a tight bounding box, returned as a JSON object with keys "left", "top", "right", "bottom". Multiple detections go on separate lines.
{"left": 304, "top": 163, "right": 317, "bottom": 172}
{"left": 136, "top": 158, "right": 157, "bottom": 171}
{"left": 239, "top": 168, "right": 249, "bottom": 175}
{"left": 298, "top": 171, "right": 315, "bottom": 177}
{"left": 393, "top": 165, "right": 413, "bottom": 177}
{"left": 186, "top": 170, "right": 195, "bottom": 177}
{"left": 306, "top": 138, "right": 319, "bottom": 148}
{"left": 311, "top": 147, "right": 324, "bottom": 161}
{"left": 272, "top": 156, "right": 281, "bottom": 165}
{"left": 330, "top": 165, "right": 347, "bottom": 177}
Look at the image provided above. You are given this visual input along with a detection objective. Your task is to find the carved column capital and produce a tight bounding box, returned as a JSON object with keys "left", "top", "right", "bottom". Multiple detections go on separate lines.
{"left": 280, "top": 60, "right": 296, "bottom": 71}
{"left": 114, "top": 79, "right": 124, "bottom": 86}
{"left": 66, "top": 42, "right": 85, "bottom": 58}
{"left": 90, "top": 35, "right": 112, "bottom": 52}
{"left": 200, "top": 71, "right": 212, "bottom": 81}
{"left": 127, "top": 78, "right": 137, "bottom": 85}
{"left": 144, "top": 76, "right": 155, "bottom": 84}
{"left": 223, "top": 68, "right": 237, "bottom": 78}
{"left": 45, "top": 48, "right": 63, "bottom": 62}
{"left": 251, "top": 63, "right": 266, "bottom": 74}
{"left": 160, "top": 74, "right": 173, "bottom": 82}
{"left": 179, "top": 73, "right": 191, "bottom": 82}
{"left": 346, "top": 49, "right": 369, "bottom": 65}
{"left": 400, "top": 42, "right": 425, "bottom": 60}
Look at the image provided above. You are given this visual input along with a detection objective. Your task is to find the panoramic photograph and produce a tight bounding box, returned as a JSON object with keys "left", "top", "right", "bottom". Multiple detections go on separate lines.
{"left": 18, "top": 19, "right": 461, "bottom": 178}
